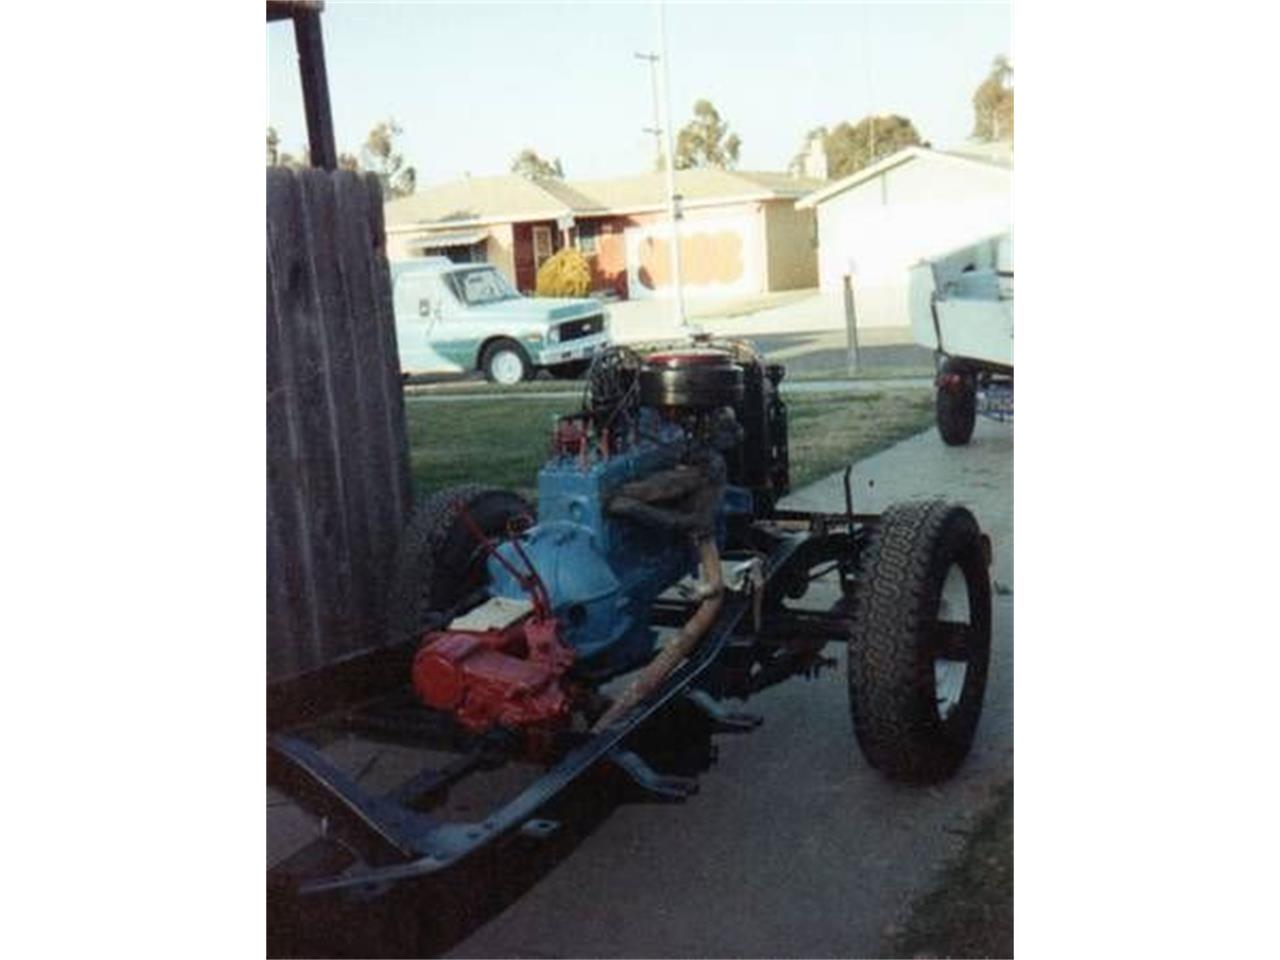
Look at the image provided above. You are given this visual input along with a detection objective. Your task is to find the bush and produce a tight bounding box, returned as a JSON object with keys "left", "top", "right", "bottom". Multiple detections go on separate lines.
{"left": 535, "top": 247, "right": 592, "bottom": 297}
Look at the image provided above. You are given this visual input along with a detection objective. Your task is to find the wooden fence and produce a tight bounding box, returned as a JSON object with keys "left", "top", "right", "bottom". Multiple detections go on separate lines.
{"left": 267, "top": 167, "right": 412, "bottom": 686}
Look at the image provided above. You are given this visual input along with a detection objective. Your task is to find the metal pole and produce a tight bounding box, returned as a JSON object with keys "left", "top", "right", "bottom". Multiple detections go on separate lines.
{"left": 635, "top": 52, "right": 663, "bottom": 170}
{"left": 292, "top": 9, "right": 338, "bottom": 172}
{"left": 654, "top": 0, "right": 687, "bottom": 330}
{"left": 843, "top": 273, "right": 860, "bottom": 374}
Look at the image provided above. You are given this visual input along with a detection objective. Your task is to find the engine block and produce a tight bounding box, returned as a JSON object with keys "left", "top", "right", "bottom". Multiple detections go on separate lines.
{"left": 487, "top": 419, "right": 710, "bottom": 676}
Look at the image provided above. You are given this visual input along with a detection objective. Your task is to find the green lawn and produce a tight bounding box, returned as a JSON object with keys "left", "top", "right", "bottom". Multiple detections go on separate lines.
{"left": 403, "top": 388, "right": 934, "bottom": 501}
{"left": 888, "top": 779, "right": 1014, "bottom": 959}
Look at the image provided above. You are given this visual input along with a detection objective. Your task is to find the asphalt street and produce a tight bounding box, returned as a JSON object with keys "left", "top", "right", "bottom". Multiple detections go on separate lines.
{"left": 443, "top": 416, "right": 1014, "bottom": 959}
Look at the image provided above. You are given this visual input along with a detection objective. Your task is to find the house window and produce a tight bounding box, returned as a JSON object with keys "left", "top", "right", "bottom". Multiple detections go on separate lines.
{"left": 532, "top": 225, "right": 554, "bottom": 268}
{"left": 577, "top": 221, "right": 600, "bottom": 255}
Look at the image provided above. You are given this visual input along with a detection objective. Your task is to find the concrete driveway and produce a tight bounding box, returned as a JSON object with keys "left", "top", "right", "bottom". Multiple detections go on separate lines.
{"left": 446, "top": 417, "right": 1014, "bottom": 959}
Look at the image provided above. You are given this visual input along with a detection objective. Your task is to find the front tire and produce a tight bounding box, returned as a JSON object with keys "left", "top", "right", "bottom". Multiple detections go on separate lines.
{"left": 847, "top": 500, "right": 992, "bottom": 783}
{"left": 482, "top": 339, "right": 533, "bottom": 385}
{"left": 386, "top": 485, "right": 533, "bottom": 646}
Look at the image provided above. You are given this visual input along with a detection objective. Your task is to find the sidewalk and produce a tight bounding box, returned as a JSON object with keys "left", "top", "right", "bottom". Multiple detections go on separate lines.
{"left": 607, "top": 289, "right": 912, "bottom": 343}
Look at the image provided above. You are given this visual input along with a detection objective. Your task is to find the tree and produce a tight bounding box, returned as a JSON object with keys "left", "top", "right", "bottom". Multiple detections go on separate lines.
{"left": 673, "top": 99, "right": 741, "bottom": 171}
{"left": 510, "top": 148, "right": 565, "bottom": 180}
{"left": 267, "top": 120, "right": 417, "bottom": 188}
{"left": 823, "top": 114, "right": 922, "bottom": 180}
{"left": 972, "top": 55, "right": 1014, "bottom": 142}
{"left": 267, "top": 127, "right": 308, "bottom": 169}
{"left": 788, "top": 125, "right": 828, "bottom": 178}
{"left": 361, "top": 119, "right": 416, "bottom": 198}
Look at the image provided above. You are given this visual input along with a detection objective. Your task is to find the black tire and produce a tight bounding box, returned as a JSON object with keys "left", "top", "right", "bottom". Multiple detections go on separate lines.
{"left": 548, "top": 360, "right": 591, "bottom": 380}
{"left": 847, "top": 500, "right": 991, "bottom": 783}
{"left": 386, "top": 485, "right": 533, "bottom": 646}
{"left": 481, "top": 338, "right": 534, "bottom": 385}
{"left": 936, "top": 369, "right": 977, "bottom": 446}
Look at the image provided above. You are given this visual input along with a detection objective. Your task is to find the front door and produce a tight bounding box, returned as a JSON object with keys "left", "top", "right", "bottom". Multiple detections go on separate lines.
{"left": 532, "top": 224, "right": 554, "bottom": 272}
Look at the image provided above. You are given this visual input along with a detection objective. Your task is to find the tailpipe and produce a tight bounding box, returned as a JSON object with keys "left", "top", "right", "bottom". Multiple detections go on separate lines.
{"left": 592, "top": 537, "right": 724, "bottom": 731}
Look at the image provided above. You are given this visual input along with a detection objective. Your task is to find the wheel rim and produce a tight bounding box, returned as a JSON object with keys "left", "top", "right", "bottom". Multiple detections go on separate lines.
{"left": 933, "top": 563, "right": 971, "bottom": 720}
{"left": 490, "top": 349, "right": 523, "bottom": 385}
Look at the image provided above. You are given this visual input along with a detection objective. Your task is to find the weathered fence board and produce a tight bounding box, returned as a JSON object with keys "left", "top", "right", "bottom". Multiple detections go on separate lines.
{"left": 267, "top": 167, "right": 412, "bottom": 687}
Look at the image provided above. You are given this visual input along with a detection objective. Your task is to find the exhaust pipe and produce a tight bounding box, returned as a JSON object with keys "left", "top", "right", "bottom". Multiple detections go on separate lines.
{"left": 592, "top": 537, "right": 724, "bottom": 731}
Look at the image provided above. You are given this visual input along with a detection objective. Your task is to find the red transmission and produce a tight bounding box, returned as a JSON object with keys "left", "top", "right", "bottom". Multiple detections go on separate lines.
{"left": 412, "top": 614, "right": 576, "bottom": 733}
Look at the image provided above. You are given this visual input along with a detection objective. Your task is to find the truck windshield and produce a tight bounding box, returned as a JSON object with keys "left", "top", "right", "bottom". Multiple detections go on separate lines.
{"left": 444, "top": 267, "right": 520, "bottom": 306}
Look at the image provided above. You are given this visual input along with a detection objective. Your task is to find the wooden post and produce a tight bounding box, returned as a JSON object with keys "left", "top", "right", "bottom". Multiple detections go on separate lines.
{"left": 843, "top": 273, "right": 860, "bottom": 374}
{"left": 267, "top": 168, "right": 412, "bottom": 689}
{"left": 293, "top": 9, "right": 338, "bottom": 171}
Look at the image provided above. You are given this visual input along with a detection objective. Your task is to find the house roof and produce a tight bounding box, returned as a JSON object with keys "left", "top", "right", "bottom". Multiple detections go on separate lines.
{"left": 384, "top": 169, "right": 827, "bottom": 230}
{"left": 383, "top": 175, "right": 579, "bottom": 227}
{"left": 795, "top": 146, "right": 1012, "bottom": 210}
{"left": 940, "top": 139, "right": 1014, "bottom": 167}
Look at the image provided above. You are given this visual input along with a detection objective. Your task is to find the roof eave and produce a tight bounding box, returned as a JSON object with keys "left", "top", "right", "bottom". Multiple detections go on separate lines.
{"left": 796, "top": 146, "right": 1012, "bottom": 209}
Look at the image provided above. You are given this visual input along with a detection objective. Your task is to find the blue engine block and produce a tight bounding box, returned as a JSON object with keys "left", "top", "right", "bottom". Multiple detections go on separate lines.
{"left": 487, "top": 422, "right": 750, "bottom": 678}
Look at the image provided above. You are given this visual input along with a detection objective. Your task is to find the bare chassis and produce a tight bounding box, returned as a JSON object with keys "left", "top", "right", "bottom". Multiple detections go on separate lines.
{"left": 269, "top": 480, "right": 875, "bottom": 905}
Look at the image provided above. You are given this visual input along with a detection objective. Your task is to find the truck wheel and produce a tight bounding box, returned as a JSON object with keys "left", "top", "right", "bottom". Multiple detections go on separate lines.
{"left": 936, "top": 368, "right": 977, "bottom": 446}
{"left": 847, "top": 500, "right": 991, "bottom": 782}
{"left": 482, "top": 339, "right": 533, "bottom": 385}
{"left": 548, "top": 360, "right": 590, "bottom": 380}
{"left": 386, "top": 485, "right": 533, "bottom": 646}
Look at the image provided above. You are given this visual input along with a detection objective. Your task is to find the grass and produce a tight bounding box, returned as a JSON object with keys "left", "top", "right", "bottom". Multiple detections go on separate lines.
{"left": 404, "top": 376, "right": 587, "bottom": 398}
{"left": 785, "top": 364, "right": 935, "bottom": 383}
{"left": 405, "top": 368, "right": 935, "bottom": 398}
{"left": 887, "top": 779, "right": 1014, "bottom": 959}
{"left": 403, "top": 387, "right": 934, "bottom": 501}
{"left": 785, "top": 389, "right": 933, "bottom": 488}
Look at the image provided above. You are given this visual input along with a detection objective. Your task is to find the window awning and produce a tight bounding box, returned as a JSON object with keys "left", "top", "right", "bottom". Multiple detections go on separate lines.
{"left": 410, "top": 229, "right": 488, "bottom": 249}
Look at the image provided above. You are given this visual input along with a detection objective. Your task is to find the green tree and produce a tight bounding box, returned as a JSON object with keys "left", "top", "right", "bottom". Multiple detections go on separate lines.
{"left": 361, "top": 118, "right": 417, "bottom": 198}
{"left": 823, "top": 114, "right": 922, "bottom": 180}
{"left": 788, "top": 125, "right": 828, "bottom": 177}
{"left": 972, "top": 55, "right": 1014, "bottom": 142}
{"left": 510, "top": 148, "right": 565, "bottom": 179}
{"left": 673, "top": 99, "right": 741, "bottom": 171}
{"left": 267, "top": 126, "right": 313, "bottom": 169}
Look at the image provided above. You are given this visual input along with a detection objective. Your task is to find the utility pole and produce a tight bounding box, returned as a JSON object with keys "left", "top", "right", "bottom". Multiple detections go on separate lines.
{"left": 654, "top": 0, "right": 688, "bottom": 330}
{"left": 635, "top": 52, "right": 662, "bottom": 171}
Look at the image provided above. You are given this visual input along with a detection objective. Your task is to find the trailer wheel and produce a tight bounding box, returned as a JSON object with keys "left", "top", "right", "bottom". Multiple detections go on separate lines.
{"left": 847, "top": 500, "right": 991, "bottom": 782}
{"left": 936, "top": 366, "right": 976, "bottom": 446}
{"left": 386, "top": 485, "right": 533, "bottom": 646}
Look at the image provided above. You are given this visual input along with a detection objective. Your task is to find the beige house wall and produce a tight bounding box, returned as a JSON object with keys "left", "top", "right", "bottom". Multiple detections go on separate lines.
{"left": 384, "top": 228, "right": 421, "bottom": 262}
{"left": 812, "top": 155, "right": 1011, "bottom": 327}
{"left": 483, "top": 223, "right": 516, "bottom": 283}
{"left": 762, "top": 200, "right": 818, "bottom": 291}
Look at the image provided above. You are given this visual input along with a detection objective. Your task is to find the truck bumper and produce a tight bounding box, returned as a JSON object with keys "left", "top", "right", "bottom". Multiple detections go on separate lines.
{"left": 536, "top": 336, "right": 610, "bottom": 367}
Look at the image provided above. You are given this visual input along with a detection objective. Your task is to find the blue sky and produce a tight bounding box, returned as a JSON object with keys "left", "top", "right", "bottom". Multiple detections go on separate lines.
{"left": 266, "top": 1, "right": 1011, "bottom": 183}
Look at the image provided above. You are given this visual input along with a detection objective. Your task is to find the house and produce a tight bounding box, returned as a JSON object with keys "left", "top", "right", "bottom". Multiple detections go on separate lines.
{"left": 797, "top": 145, "right": 1012, "bottom": 327}
{"left": 383, "top": 169, "right": 824, "bottom": 299}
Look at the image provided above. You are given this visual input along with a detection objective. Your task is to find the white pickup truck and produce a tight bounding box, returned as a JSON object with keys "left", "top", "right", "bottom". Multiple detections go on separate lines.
{"left": 909, "top": 232, "right": 1013, "bottom": 445}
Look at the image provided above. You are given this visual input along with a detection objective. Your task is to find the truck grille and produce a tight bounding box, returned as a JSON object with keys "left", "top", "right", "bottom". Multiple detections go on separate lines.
{"left": 558, "top": 314, "right": 604, "bottom": 342}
